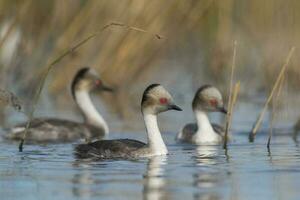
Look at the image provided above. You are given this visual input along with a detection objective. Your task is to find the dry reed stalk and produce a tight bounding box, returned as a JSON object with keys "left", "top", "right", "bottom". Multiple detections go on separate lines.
{"left": 229, "top": 83, "right": 240, "bottom": 124}
{"left": 18, "top": 22, "right": 163, "bottom": 152}
{"left": 249, "top": 47, "right": 295, "bottom": 142}
{"left": 267, "top": 104, "right": 275, "bottom": 151}
{"left": 223, "top": 40, "right": 237, "bottom": 149}
{"left": 267, "top": 74, "right": 285, "bottom": 150}
{"left": 231, "top": 83, "right": 240, "bottom": 110}
{"left": 223, "top": 82, "right": 240, "bottom": 149}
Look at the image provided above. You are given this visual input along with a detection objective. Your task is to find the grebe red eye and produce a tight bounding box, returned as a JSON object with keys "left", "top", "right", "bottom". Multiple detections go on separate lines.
{"left": 95, "top": 80, "right": 102, "bottom": 85}
{"left": 209, "top": 99, "right": 218, "bottom": 107}
{"left": 159, "top": 98, "right": 168, "bottom": 104}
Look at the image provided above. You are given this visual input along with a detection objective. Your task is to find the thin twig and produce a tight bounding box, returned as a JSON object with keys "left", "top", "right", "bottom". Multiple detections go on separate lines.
{"left": 249, "top": 47, "right": 295, "bottom": 142}
{"left": 18, "top": 22, "right": 163, "bottom": 152}
{"left": 223, "top": 40, "right": 237, "bottom": 149}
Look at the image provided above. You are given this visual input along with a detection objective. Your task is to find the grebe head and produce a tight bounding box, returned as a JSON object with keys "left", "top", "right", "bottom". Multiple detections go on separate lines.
{"left": 71, "top": 67, "right": 113, "bottom": 98}
{"left": 192, "top": 85, "right": 227, "bottom": 114}
{"left": 141, "top": 83, "right": 182, "bottom": 114}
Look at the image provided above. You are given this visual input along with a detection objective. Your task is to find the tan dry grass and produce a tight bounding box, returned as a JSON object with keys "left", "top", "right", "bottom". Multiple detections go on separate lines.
{"left": 0, "top": 1, "right": 299, "bottom": 130}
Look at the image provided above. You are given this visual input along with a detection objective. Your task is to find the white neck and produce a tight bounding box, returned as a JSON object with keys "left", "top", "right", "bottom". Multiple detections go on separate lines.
{"left": 143, "top": 112, "right": 168, "bottom": 155}
{"left": 193, "top": 110, "right": 220, "bottom": 143}
{"left": 75, "top": 90, "right": 109, "bottom": 135}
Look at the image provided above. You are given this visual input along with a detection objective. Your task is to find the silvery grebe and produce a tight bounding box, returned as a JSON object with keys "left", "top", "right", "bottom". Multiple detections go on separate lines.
{"left": 176, "top": 85, "right": 227, "bottom": 144}
{"left": 5, "top": 67, "right": 112, "bottom": 143}
{"left": 75, "top": 84, "right": 182, "bottom": 159}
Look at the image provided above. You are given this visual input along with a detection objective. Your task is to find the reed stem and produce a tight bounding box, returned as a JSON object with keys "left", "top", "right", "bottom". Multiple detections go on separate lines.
{"left": 267, "top": 74, "right": 285, "bottom": 150}
{"left": 223, "top": 40, "right": 237, "bottom": 149}
{"left": 249, "top": 47, "right": 295, "bottom": 142}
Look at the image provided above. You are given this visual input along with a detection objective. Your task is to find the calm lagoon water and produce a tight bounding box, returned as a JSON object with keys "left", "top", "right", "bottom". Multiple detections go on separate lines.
{"left": 0, "top": 101, "right": 299, "bottom": 200}
{"left": 0, "top": 130, "right": 300, "bottom": 200}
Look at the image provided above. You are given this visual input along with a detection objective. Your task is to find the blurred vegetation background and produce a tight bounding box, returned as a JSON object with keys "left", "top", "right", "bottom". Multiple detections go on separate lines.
{"left": 0, "top": 0, "right": 299, "bottom": 131}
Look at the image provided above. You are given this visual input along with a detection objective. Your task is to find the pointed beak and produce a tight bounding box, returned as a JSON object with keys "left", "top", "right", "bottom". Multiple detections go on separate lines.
{"left": 102, "top": 85, "right": 114, "bottom": 92}
{"left": 218, "top": 107, "right": 227, "bottom": 114}
{"left": 168, "top": 104, "right": 183, "bottom": 111}
{"left": 94, "top": 78, "right": 114, "bottom": 92}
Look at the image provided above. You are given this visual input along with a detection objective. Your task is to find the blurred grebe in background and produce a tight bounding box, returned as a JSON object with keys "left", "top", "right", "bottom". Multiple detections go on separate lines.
{"left": 5, "top": 67, "right": 113, "bottom": 143}
{"left": 176, "top": 85, "right": 227, "bottom": 144}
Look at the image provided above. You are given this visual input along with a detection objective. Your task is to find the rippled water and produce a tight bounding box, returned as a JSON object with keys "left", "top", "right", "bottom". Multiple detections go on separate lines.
{"left": 0, "top": 129, "right": 300, "bottom": 200}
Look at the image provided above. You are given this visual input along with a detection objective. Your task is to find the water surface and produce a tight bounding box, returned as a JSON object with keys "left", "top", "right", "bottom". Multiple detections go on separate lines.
{"left": 0, "top": 129, "right": 299, "bottom": 200}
